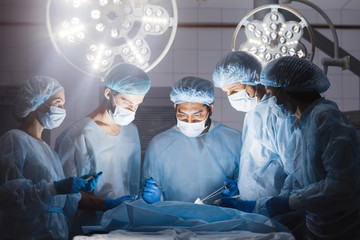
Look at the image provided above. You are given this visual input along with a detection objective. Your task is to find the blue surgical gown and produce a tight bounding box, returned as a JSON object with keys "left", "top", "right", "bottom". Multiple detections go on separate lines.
{"left": 142, "top": 121, "right": 241, "bottom": 203}
{"left": 287, "top": 98, "right": 360, "bottom": 238}
{"left": 0, "top": 129, "right": 79, "bottom": 240}
{"left": 55, "top": 117, "right": 141, "bottom": 234}
{"left": 238, "top": 99, "right": 295, "bottom": 213}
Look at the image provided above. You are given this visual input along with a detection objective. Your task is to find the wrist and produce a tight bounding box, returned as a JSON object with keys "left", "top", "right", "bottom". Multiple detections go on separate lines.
{"left": 289, "top": 194, "right": 300, "bottom": 210}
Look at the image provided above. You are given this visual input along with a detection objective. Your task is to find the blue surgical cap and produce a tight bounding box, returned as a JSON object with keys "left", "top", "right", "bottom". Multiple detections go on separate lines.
{"left": 170, "top": 77, "right": 214, "bottom": 106}
{"left": 104, "top": 63, "right": 151, "bottom": 96}
{"left": 14, "top": 75, "right": 63, "bottom": 118}
{"left": 212, "top": 51, "right": 262, "bottom": 88}
{"left": 260, "top": 56, "right": 330, "bottom": 93}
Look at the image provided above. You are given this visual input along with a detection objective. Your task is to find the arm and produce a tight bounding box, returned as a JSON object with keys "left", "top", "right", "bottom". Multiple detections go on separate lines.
{"left": 78, "top": 192, "right": 106, "bottom": 211}
{"left": 293, "top": 112, "right": 360, "bottom": 213}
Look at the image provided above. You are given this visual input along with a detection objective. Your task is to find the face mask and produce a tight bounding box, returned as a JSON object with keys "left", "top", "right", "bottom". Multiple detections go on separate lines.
{"left": 177, "top": 114, "right": 208, "bottom": 138}
{"left": 109, "top": 95, "right": 136, "bottom": 126}
{"left": 37, "top": 105, "right": 66, "bottom": 129}
{"left": 228, "top": 89, "right": 257, "bottom": 112}
{"left": 268, "top": 96, "right": 293, "bottom": 118}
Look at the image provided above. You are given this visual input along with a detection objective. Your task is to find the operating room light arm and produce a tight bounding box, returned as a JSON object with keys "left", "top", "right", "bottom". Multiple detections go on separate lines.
{"left": 281, "top": 0, "right": 350, "bottom": 74}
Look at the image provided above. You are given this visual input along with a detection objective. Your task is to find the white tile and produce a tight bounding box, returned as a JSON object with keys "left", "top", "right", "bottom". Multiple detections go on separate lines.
{"left": 0, "top": 71, "right": 28, "bottom": 86}
{"left": 341, "top": 30, "right": 360, "bottom": 51}
{"left": 173, "top": 28, "right": 198, "bottom": 50}
{"left": 344, "top": 0, "right": 360, "bottom": 10}
{"left": 178, "top": 7, "right": 198, "bottom": 23}
{"left": 297, "top": 9, "right": 318, "bottom": 25}
{"left": 221, "top": 28, "right": 237, "bottom": 51}
{"left": 3, "top": 47, "right": 27, "bottom": 71}
{"left": 150, "top": 49, "right": 174, "bottom": 74}
{"left": 341, "top": 10, "right": 360, "bottom": 25}
{"left": 174, "top": 73, "right": 197, "bottom": 84}
{"left": 198, "top": 8, "right": 221, "bottom": 23}
{"left": 315, "top": 10, "right": 341, "bottom": 25}
{"left": 198, "top": 29, "right": 222, "bottom": 50}
{"left": 342, "top": 75, "right": 360, "bottom": 99}
{"left": 323, "top": 74, "right": 342, "bottom": 99}
{"left": 221, "top": 9, "right": 247, "bottom": 24}
{"left": 146, "top": 72, "right": 173, "bottom": 87}
{"left": 173, "top": 49, "right": 198, "bottom": 73}
{"left": 343, "top": 99, "right": 360, "bottom": 111}
{"left": 198, "top": 50, "right": 222, "bottom": 74}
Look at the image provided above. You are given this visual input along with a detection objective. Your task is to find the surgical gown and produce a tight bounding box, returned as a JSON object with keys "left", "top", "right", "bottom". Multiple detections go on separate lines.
{"left": 0, "top": 129, "right": 79, "bottom": 240}
{"left": 238, "top": 98, "right": 295, "bottom": 213}
{"left": 287, "top": 98, "right": 360, "bottom": 238}
{"left": 142, "top": 121, "right": 241, "bottom": 203}
{"left": 55, "top": 117, "right": 141, "bottom": 233}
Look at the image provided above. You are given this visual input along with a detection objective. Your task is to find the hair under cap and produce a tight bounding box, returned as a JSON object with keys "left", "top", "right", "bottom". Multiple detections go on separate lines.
{"left": 212, "top": 51, "right": 262, "bottom": 88}
{"left": 170, "top": 76, "right": 214, "bottom": 105}
{"left": 14, "top": 75, "right": 63, "bottom": 118}
{"left": 104, "top": 63, "right": 151, "bottom": 96}
{"left": 260, "top": 56, "right": 330, "bottom": 93}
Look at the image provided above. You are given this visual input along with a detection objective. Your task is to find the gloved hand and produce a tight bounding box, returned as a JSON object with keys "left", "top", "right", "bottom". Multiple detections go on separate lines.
{"left": 266, "top": 196, "right": 292, "bottom": 218}
{"left": 80, "top": 171, "right": 103, "bottom": 192}
{"left": 54, "top": 177, "right": 87, "bottom": 195}
{"left": 222, "top": 179, "right": 239, "bottom": 197}
{"left": 104, "top": 195, "right": 138, "bottom": 211}
{"left": 219, "top": 197, "right": 256, "bottom": 213}
{"left": 142, "top": 178, "right": 161, "bottom": 204}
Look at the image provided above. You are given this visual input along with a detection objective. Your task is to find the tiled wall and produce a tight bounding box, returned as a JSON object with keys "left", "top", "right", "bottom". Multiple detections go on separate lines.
{"left": 0, "top": 1, "right": 359, "bottom": 147}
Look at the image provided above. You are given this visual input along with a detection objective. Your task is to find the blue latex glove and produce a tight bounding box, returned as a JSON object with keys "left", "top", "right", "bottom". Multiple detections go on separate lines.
{"left": 266, "top": 196, "right": 292, "bottom": 218}
{"left": 104, "top": 195, "right": 138, "bottom": 211}
{"left": 219, "top": 197, "right": 256, "bottom": 213}
{"left": 142, "top": 178, "right": 161, "bottom": 204}
{"left": 222, "top": 179, "right": 239, "bottom": 197}
{"left": 80, "top": 171, "right": 103, "bottom": 192}
{"left": 53, "top": 177, "right": 87, "bottom": 195}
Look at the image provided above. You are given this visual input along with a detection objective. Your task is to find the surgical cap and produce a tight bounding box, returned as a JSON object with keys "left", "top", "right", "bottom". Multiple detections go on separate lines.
{"left": 170, "top": 77, "right": 214, "bottom": 106}
{"left": 212, "top": 51, "right": 262, "bottom": 88}
{"left": 14, "top": 75, "right": 63, "bottom": 118}
{"left": 260, "top": 56, "right": 330, "bottom": 93}
{"left": 104, "top": 63, "right": 151, "bottom": 96}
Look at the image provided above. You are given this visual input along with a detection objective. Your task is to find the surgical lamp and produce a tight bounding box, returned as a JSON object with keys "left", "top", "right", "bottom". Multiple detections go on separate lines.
{"left": 232, "top": 4, "right": 315, "bottom": 63}
{"left": 46, "top": 0, "right": 178, "bottom": 79}
{"left": 280, "top": 0, "right": 350, "bottom": 74}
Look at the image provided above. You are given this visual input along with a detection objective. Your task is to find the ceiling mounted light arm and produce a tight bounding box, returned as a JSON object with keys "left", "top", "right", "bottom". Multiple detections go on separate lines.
{"left": 46, "top": 0, "right": 178, "bottom": 80}
{"left": 280, "top": 0, "right": 350, "bottom": 74}
{"left": 232, "top": 4, "right": 315, "bottom": 64}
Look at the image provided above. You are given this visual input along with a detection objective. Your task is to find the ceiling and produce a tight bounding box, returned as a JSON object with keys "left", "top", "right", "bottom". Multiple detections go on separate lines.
{"left": 0, "top": 0, "right": 360, "bottom": 10}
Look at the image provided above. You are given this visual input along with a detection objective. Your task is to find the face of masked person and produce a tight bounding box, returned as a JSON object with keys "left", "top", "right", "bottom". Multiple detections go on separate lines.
{"left": 37, "top": 89, "right": 66, "bottom": 129}
{"left": 268, "top": 96, "right": 293, "bottom": 118}
{"left": 228, "top": 89, "right": 257, "bottom": 112}
{"left": 175, "top": 102, "right": 211, "bottom": 138}
{"left": 109, "top": 93, "right": 143, "bottom": 126}
{"left": 38, "top": 105, "right": 66, "bottom": 129}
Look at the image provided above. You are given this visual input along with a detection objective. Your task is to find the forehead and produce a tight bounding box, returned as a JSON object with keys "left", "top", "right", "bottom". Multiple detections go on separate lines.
{"left": 177, "top": 102, "right": 207, "bottom": 112}
{"left": 115, "top": 93, "right": 144, "bottom": 104}
{"left": 49, "top": 89, "right": 65, "bottom": 101}
{"left": 221, "top": 82, "right": 246, "bottom": 91}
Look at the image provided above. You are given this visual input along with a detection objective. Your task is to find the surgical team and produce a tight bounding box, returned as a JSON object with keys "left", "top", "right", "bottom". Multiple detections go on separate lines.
{"left": 0, "top": 52, "right": 359, "bottom": 240}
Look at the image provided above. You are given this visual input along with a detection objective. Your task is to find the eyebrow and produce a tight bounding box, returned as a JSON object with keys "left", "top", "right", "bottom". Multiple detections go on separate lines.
{"left": 178, "top": 109, "right": 204, "bottom": 115}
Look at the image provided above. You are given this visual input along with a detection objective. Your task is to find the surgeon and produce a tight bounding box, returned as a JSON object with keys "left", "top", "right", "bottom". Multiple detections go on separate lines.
{"left": 0, "top": 76, "right": 101, "bottom": 239}
{"left": 212, "top": 51, "right": 295, "bottom": 214}
{"left": 261, "top": 56, "right": 360, "bottom": 239}
{"left": 142, "top": 77, "right": 241, "bottom": 204}
{"left": 55, "top": 63, "right": 151, "bottom": 236}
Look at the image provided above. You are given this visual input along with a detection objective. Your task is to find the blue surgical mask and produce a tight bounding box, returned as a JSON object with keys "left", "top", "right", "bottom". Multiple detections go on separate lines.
{"left": 268, "top": 96, "right": 293, "bottom": 118}
{"left": 228, "top": 89, "right": 257, "bottom": 112}
{"left": 37, "top": 104, "right": 66, "bottom": 129}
